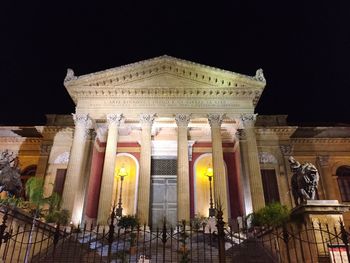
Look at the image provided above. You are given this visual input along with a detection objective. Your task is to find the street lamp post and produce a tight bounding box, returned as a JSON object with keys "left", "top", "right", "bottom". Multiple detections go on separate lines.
{"left": 205, "top": 166, "right": 216, "bottom": 217}
{"left": 115, "top": 165, "right": 128, "bottom": 217}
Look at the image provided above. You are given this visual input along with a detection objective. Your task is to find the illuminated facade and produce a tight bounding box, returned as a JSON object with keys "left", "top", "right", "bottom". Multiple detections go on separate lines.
{"left": 1, "top": 56, "right": 350, "bottom": 226}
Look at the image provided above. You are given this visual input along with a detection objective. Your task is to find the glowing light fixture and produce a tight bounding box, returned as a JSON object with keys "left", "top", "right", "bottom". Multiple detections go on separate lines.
{"left": 115, "top": 164, "right": 128, "bottom": 217}
{"left": 205, "top": 165, "right": 215, "bottom": 217}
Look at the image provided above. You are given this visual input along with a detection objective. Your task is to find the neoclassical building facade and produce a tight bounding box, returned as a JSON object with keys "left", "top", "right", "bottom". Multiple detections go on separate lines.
{"left": 1, "top": 56, "right": 350, "bottom": 226}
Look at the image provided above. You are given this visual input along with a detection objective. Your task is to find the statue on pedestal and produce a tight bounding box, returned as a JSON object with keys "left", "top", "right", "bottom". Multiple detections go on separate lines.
{"left": 289, "top": 156, "right": 319, "bottom": 206}
{"left": 0, "top": 150, "right": 22, "bottom": 197}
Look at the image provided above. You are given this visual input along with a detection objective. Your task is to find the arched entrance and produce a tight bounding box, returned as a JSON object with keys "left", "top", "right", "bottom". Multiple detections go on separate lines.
{"left": 113, "top": 153, "right": 139, "bottom": 215}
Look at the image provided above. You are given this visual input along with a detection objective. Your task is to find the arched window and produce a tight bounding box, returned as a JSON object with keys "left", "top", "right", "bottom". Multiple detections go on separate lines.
{"left": 336, "top": 165, "right": 350, "bottom": 202}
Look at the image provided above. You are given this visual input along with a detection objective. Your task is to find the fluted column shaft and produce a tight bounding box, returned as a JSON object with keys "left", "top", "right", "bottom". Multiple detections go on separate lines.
{"left": 97, "top": 114, "right": 122, "bottom": 224}
{"left": 241, "top": 114, "right": 265, "bottom": 211}
{"left": 137, "top": 114, "right": 155, "bottom": 225}
{"left": 208, "top": 114, "right": 229, "bottom": 222}
{"left": 175, "top": 114, "right": 191, "bottom": 222}
{"left": 317, "top": 156, "right": 337, "bottom": 200}
{"left": 62, "top": 114, "right": 92, "bottom": 225}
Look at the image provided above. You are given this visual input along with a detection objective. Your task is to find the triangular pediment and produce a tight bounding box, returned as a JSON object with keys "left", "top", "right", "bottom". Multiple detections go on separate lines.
{"left": 119, "top": 72, "right": 215, "bottom": 89}
{"left": 65, "top": 56, "right": 266, "bottom": 109}
{"left": 64, "top": 55, "right": 265, "bottom": 89}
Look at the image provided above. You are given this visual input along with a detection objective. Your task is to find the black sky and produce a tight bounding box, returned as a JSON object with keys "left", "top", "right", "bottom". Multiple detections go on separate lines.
{"left": 1, "top": 1, "right": 350, "bottom": 125}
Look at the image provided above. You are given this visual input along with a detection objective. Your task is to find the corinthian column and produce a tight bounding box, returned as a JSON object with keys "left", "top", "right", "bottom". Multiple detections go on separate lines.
{"left": 175, "top": 114, "right": 191, "bottom": 222}
{"left": 97, "top": 113, "right": 123, "bottom": 224}
{"left": 240, "top": 114, "right": 265, "bottom": 211}
{"left": 62, "top": 113, "right": 92, "bottom": 225}
{"left": 208, "top": 114, "right": 229, "bottom": 222}
{"left": 137, "top": 113, "right": 155, "bottom": 225}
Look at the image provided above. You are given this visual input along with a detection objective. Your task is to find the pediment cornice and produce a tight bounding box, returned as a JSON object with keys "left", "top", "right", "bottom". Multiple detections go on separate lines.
{"left": 65, "top": 56, "right": 266, "bottom": 106}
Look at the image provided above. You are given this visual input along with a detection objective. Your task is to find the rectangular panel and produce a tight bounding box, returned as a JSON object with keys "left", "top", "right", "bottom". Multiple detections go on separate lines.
{"left": 151, "top": 159, "right": 177, "bottom": 175}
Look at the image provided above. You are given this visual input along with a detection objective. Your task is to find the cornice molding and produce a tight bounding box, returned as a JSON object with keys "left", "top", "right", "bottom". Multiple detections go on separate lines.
{"left": 68, "top": 86, "right": 263, "bottom": 106}
{"left": 65, "top": 55, "right": 265, "bottom": 88}
{"left": 0, "top": 138, "right": 42, "bottom": 144}
{"left": 255, "top": 127, "right": 298, "bottom": 139}
{"left": 291, "top": 138, "right": 350, "bottom": 144}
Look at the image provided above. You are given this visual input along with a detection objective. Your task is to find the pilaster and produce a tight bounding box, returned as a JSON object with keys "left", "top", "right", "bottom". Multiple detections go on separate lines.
{"left": 317, "top": 155, "right": 337, "bottom": 200}
{"left": 279, "top": 144, "right": 294, "bottom": 208}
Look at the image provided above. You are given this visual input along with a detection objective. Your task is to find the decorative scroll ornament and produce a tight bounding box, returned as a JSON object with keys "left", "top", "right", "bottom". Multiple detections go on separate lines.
{"left": 106, "top": 113, "right": 123, "bottom": 126}
{"left": 139, "top": 113, "right": 156, "bottom": 125}
{"left": 240, "top": 113, "right": 257, "bottom": 128}
{"left": 64, "top": 68, "right": 77, "bottom": 82}
{"left": 317, "top": 155, "right": 330, "bottom": 166}
{"left": 40, "top": 144, "right": 52, "bottom": 155}
{"left": 54, "top": 151, "right": 70, "bottom": 164}
{"left": 175, "top": 114, "right": 191, "bottom": 127}
{"left": 280, "top": 145, "right": 293, "bottom": 156}
{"left": 254, "top": 68, "right": 266, "bottom": 82}
{"left": 258, "top": 152, "right": 277, "bottom": 164}
{"left": 207, "top": 114, "right": 224, "bottom": 127}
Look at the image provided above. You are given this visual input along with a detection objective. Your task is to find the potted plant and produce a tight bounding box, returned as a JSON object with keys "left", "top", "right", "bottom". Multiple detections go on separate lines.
{"left": 117, "top": 215, "right": 140, "bottom": 254}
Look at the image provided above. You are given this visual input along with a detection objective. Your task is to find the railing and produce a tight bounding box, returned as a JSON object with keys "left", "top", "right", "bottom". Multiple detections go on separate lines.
{"left": 0, "top": 206, "right": 349, "bottom": 262}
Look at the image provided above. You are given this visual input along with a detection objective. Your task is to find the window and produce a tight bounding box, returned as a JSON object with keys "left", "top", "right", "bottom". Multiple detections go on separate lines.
{"left": 336, "top": 166, "right": 350, "bottom": 202}
{"left": 53, "top": 169, "right": 67, "bottom": 196}
{"left": 261, "top": 169, "right": 280, "bottom": 204}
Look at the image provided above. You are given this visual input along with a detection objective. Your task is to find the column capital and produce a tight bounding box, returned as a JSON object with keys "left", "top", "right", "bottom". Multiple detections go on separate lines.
{"left": 235, "top": 129, "right": 246, "bottom": 140}
{"left": 139, "top": 113, "right": 156, "bottom": 126}
{"left": 72, "top": 113, "right": 93, "bottom": 138}
{"left": 175, "top": 114, "right": 191, "bottom": 127}
{"left": 317, "top": 155, "right": 330, "bottom": 166}
{"left": 280, "top": 145, "right": 294, "bottom": 156}
{"left": 106, "top": 113, "right": 123, "bottom": 126}
{"left": 240, "top": 113, "right": 257, "bottom": 128}
{"left": 207, "top": 113, "right": 225, "bottom": 128}
{"left": 72, "top": 113, "right": 93, "bottom": 127}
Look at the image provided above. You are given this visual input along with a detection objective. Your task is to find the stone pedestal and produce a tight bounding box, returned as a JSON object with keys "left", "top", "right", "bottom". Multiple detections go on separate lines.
{"left": 291, "top": 200, "right": 350, "bottom": 262}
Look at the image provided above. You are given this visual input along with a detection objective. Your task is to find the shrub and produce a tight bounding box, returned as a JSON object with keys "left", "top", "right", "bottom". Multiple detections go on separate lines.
{"left": 117, "top": 215, "right": 139, "bottom": 229}
{"left": 250, "top": 202, "right": 290, "bottom": 228}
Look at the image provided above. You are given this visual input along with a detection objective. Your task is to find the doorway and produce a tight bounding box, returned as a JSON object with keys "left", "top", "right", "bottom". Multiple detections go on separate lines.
{"left": 150, "top": 158, "right": 177, "bottom": 228}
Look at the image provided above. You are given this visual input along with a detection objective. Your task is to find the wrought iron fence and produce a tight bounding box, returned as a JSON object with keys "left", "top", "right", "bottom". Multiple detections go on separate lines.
{"left": 0, "top": 206, "right": 350, "bottom": 262}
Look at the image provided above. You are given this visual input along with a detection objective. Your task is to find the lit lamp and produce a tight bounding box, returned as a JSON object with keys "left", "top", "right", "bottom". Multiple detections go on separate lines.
{"left": 115, "top": 164, "right": 128, "bottom": 217}
{"left": 205, "top": 166, "right": 216, "bottom": 217}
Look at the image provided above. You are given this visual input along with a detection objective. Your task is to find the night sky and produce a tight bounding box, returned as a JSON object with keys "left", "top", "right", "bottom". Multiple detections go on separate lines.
{"left": 1, "top": 2, "right": 350, "bottom": 126}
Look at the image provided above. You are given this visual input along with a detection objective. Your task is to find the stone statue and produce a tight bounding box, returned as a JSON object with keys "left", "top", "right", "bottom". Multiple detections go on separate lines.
{"left": 0, "top": 150, "right": 22, "bottom": 197}
{"left": 289, "top": 156, "right": 319, "bottom": 206}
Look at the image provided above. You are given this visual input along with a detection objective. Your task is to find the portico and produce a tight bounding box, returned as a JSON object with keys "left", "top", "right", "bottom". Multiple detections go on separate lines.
{"left": 61, "top": 56, "right": 266, "bottom": 225}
